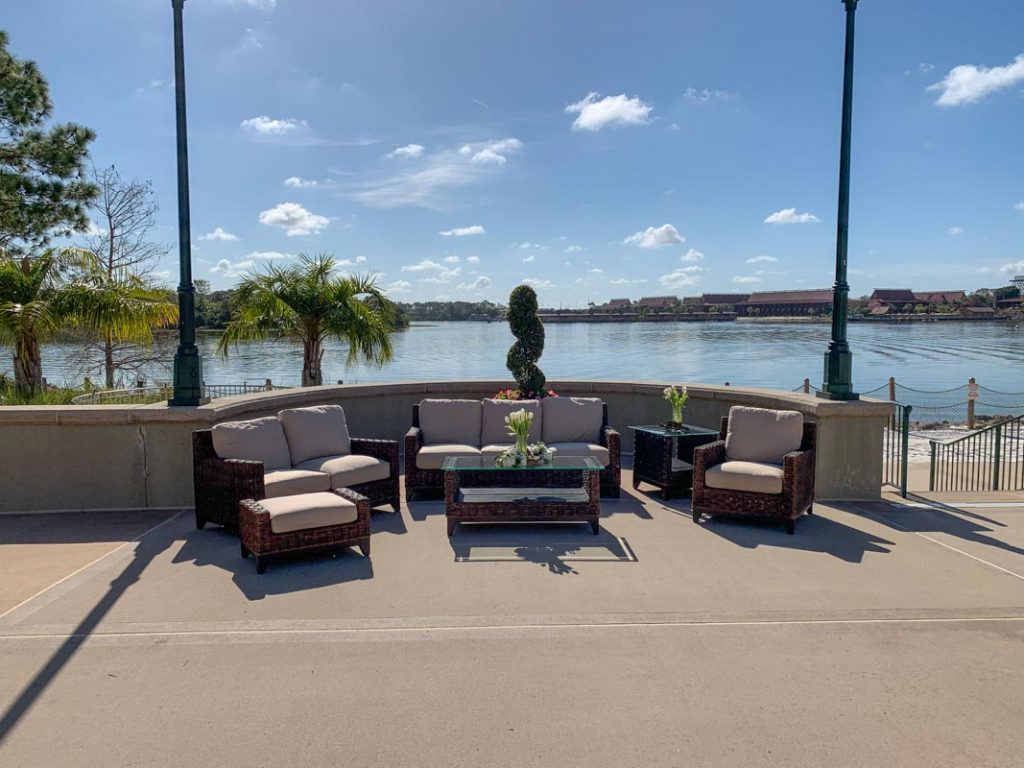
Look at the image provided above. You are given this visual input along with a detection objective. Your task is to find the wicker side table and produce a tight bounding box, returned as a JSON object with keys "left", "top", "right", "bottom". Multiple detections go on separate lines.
{"left": 631, "top": 424, "right": 719, "bottom": 500}
{"left": 240, "top": 488, "right": 370, "bottom": 574}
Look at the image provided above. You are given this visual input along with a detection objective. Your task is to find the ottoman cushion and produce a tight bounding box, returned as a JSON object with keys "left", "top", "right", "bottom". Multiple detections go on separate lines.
{"left": 260, "top": 491, "right": 359, "bottom": 534}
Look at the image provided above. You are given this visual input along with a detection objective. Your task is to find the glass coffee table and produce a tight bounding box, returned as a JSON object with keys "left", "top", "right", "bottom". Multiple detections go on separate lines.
{"left": 630, "top": 424, "right": 720, "bottom": 500}
{"left": 441, "top": 455, "right": 603, "bottom": 537}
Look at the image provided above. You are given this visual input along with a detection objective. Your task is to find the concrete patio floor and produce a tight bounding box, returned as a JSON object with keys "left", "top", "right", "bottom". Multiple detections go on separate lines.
{"left": 1, "top": 467, "right": 1023, "bottom": 767}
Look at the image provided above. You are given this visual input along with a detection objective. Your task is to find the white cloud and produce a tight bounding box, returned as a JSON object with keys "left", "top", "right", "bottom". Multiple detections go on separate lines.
{"left": 928, "top": 54, "right": 1024, "bottom": 107}
{"left": 354, "top": 139, "right": 522, "bottom": 209}
{"left": 733, "top": 275, "right": 762, "bottom": 284}
{"left": 1014, "top": 202, "right": 1024, "bottom": 212}
{"left": 240, "top": 116, "right": 306, "bottom": 135}
{"left": 764, "top": 208, "right": 820, "bottom": 224}
{"left": 516, "top": 241, "right": 547, "bottom": 250}
{"left": 746, "top": 255, "right": 778, "bottom": 263}
{"left": 589, "top": 268, "right": 604, "bottom": 274}
{"left": 465, "top": 256, "right": 480, "bottom": 264}
{"left": 199, "top": 227, "right": 239, "bottom": 242}
{"left": 228, "top": 0, "right": 277, "bottom": 8}
{"left": 439, "top": 225, "right": 485, "bottom": 237}
{"left": 523, "top": 255, "right": 536, "bottom": 263}
{"left": 948, "top": 226, "right": 965, "bottom": 236}
{"left": 566, "top": 92, "right": 652, "bottom": 131}
{"left": 443, "top": 256, "right": 460, "bottom": 264}
{"left": 659, "top": 266, "right": 703, "bottom": 289}
{"left": 383, "top": 280, "right": 411, "bottom": 295}
{"left": 999, "top": 260, "right": 1024, "bottom": 275}
{"left": 458, "top": 276, "right": 491, "bottom": 290}
{"left": 919, "top": 62, "right": 935, "bottom": 73}
{"left": 388, "top": 144, "right": 425, "bottom": 159}
{"left": 623, "top": 223, "right": 684, "bottom": 249}
{"left": 258, "top": 202, "right": 329, "bottom": 236}
{"left": 245, "top": 250, "right": 292, "bottom": 260}
{"left": 458, "top": 138, "right": 523, "bottom": 167}
{"left": 683, "top": 87, "right": 736, "bottom": 102}
{"left": 401, "top": 259, "right": 444, "bottom": 272}
{"left": 610, "top": 278, "right": 648, "bottom": 285}
{"left": 210, "top": 258, "right": 257, "bottom": 278}
{"left": 564, "top": 245, "right": 584, "bottom": 254}
{"left": 285, "top": 176, "right": 321, "bottom": 189}
{"left": 680, "top": 248, "right": 704, "bottom": 262}
{"left": 335, "top": 255, "right": 368, "bottom": 268}
{"left": 522, "top": 278, "right": 554, "bottom": 289}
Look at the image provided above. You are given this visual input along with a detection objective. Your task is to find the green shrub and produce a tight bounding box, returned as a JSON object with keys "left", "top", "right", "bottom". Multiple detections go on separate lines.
{"left": 505, "top": 285, "right": 546, "bottom": 396}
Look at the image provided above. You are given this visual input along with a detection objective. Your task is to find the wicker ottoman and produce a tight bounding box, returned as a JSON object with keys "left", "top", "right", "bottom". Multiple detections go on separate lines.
{"left": 239, "top": 488, "right": 370, "bottom": 574}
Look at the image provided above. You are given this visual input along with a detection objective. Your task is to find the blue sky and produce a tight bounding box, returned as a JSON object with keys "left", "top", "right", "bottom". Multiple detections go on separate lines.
{"left": 6, "top": 0, "right": 1024, "bottom": 304}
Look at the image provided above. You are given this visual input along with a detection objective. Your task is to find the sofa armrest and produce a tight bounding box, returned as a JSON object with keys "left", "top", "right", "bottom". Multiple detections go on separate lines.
{"left": 405, "top": 427, "right": 424, "bottom": 475}
{"left": 600, "top": 424, "right": 620, "bottom": 452}
{"left": 351, "top": 437, "right": 399, "bottom": 477}
{"left": 693, "top": 440, "right": 725, "bottom": 476}
{"left": 783, "top": 448, "right": 815, "bottom": 511}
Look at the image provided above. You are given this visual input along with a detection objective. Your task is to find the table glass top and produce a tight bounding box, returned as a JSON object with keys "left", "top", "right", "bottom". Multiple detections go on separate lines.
{"left": 442, "top": 456, "right": 603, "bottom": 471}
{"left": 630, "top": 424, "right": 719, "bottom": 437}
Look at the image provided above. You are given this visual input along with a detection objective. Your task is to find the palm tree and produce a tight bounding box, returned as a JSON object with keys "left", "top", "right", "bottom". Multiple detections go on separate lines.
{"left": 218, "top": 254, "right": 398, "bottom": 386}
{"left": 0, "top": 248, "right": 178, "bottom": 394}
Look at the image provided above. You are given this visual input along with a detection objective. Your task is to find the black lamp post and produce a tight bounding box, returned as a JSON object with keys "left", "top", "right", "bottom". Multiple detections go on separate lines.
{"left": 820, "top": 0, "right": 860, "bottom": 401}
{"left": 169, "top": 0, "right": 207, "bottom": 406}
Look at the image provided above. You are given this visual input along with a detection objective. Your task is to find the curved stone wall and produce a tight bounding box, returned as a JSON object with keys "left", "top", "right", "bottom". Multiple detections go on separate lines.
{"left": 0, "top": 380, "right": 892, "bottom": 512}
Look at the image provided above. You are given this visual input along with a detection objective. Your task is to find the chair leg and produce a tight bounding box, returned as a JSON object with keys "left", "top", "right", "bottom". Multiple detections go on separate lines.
{"left": 358, "top": 537, "right": 371, "bottom": 557}
{"left": 255, "top": 556, "right": 266, "bottom": 574}
{"left": 692, "top": 509, "right": 701, "bottom": 523}
{"left": 785, "top": 519, "right": 796, "bottom": 535}
{"left": 447, "top": 519, "right": 457, "bottom": 537}
{"left": 241, "top": 542, "right": 249, "bottom": 559}
{"left": 391, "top": 500, "right": 401, "bottom": 513}
{"left": 807, "top": 503, "right": 814, "bottom": 515}
{"left": 589, "top": 520, "right": 600, "bottom": 535}
{"left": 195, "top": 514, "right": 205, "bottom": 530}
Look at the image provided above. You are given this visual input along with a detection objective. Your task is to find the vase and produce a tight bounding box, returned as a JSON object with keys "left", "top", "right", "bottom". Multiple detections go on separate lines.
{"left": 671, "top": 406, "right": 683, "bottom": 423}
{"left": 515, "top": 434, "right": 529, "bottom": 454}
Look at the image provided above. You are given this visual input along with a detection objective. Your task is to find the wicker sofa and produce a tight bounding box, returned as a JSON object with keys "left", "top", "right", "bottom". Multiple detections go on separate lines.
{"left": 692, "top": 406, "right": 815, "bottom": 534}
{"left": 404, "top": 397, "right": 621, "bottom": 500}
{"left": 193, "top": 404, "right": 399, "bottom": 530}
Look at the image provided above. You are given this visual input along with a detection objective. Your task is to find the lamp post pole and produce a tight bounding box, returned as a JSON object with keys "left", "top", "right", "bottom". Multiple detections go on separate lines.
{"left": 820, "top": 0, "right": 860, "bottom": 401}
{"left": 169, "top": 0, "right": 206, "bottom": 406}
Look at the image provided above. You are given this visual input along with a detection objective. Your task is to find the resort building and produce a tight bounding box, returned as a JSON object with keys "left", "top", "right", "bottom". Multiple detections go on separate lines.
{"left": 700, "top": 293, "right": 750, "bottom": 310}
{"left": 635, "top": 296, "right": 679, "bottom": 311}
{"left": 742, "top": 289, "right": 834, "bottom": 317}
{"left": 868, "top": 289, "right": 918, "bottom": 313}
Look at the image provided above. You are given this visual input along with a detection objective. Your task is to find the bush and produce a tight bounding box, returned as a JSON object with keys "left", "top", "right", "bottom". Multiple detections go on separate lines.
{"left": 505, "top": 285, "right": 546, "bottom": 396}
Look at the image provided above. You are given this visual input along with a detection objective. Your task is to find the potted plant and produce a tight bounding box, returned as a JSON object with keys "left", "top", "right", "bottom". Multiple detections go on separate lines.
{"left": 495, "top": 409, "right": 553, "bottom": 467}
{"left": 663, "top": 385, "right": 689, "bottom": 429}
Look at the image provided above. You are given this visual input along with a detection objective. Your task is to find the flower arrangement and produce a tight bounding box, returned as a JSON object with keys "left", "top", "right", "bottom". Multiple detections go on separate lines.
{"left": 663, "top": 384, "right": 689, "bottom": 426}
{"left": 494, "top": 408, "right": 553, "bottom": 467}
{"left": 494, "top": 387, "right": 558, "bottom": 401}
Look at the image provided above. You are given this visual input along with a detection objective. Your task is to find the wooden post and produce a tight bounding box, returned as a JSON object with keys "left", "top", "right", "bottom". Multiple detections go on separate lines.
{"left": 803, "top": 378, "right": 810, "bottom": 394}
{"left": 888, "top": 376, "right": 896, "bottom": 402}
{"left": 265, "top": 378, "right": 272, "bottom": 389}
{"left": 967, "top": 377, "right": 976, "bottom": 430}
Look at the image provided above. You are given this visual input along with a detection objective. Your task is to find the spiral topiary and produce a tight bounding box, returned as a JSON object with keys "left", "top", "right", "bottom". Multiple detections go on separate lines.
{"left": 506, "top": 284, "right": 547, "bottom": 396}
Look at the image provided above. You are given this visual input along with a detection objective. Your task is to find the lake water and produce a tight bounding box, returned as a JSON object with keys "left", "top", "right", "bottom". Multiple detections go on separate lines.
{"left": 20, "top": 320, "right": 1024, "bottom": 399}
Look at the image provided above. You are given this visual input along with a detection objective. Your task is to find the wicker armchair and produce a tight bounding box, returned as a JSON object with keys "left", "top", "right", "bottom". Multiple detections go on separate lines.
{"left": 405, "top": 402, "right": 621, "bottom": 500}
{"left": 193, "top": 430, "right": 399, "bottom": 531}
{"left": 692, "top": 414, "right": 815, "bottom": 534}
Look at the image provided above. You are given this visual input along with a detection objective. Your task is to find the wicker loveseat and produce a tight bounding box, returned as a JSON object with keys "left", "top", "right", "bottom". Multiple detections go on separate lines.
{"left": 193, "top": 404, "right": 399, "bottom": 530}
{"left": 404, "top": 397, "right": 621, "bottom": 500}
{"left": 692, "top": 406, "right": 815, "bottom": 534}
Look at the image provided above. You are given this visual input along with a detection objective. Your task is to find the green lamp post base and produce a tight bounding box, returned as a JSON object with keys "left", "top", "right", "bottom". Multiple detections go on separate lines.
{"left": 168, "top": 347, "right": 209, "bottom": 407}
{"left": 818, "top": 347, "right": 859, "bottom": 401}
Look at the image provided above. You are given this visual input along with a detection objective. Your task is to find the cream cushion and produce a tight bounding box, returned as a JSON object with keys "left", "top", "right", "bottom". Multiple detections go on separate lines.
{"left": 481, "top": 399, "right": 542, "bottom": 445}
{"left": 296, "top": 454, "right": 390, "bottom": 488}
{"left": 419, "top": 399, "right": 483, "bottom": 446}
{"left": 259, "top": 491, "right": 358, "bottom": 534}
{"left": 480, "top": 443, "right": 514, "bottom": 459}
{"left": 548, "top": 442, "right": 610, "bottom": 467}
{"left": 705, "top": 461, "right": 784, "bottom": 495}
{"left": 212, "top": 417, "right": 292, "bottom": 470}
{"left": 263, "top": 469, "right": 332, "bottom": 498}
{"left": 416, "top": 443, "right": 481, "bottom": 469}
{"left": 725, "top": 406, "right": 804, "bottom": 465}
{"left": 541, "top": 397, "right": 604, "bottom": 444}
{"left": 278, "top": 405, "right": 351, "bottom": 465}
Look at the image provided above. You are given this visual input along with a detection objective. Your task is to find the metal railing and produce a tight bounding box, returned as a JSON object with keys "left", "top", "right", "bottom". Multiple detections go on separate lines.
{"left": 883, "top": 403, "right": 912, "bottom": 498}
{"left": 71, "top": 381, "right": 286, "bottom": 405}
{"left": 929, "top": 415, "right": 1024, "bottom": 492}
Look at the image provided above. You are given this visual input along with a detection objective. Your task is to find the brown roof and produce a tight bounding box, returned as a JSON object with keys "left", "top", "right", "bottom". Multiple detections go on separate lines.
{"left": 913, "top": 291, "right": 966, "bottom": 304}
{"left": 869, "top": 305, "right": 892, "bottom": 315}
{"left": 701, "top": 293, "right": 749, "bottom": 305}
{"left": 636, "top": 295, "right": 678, "bottom": 308}
{"left": 963, "top": 306, "right": 996, "bottom": 314}
{"left": 871, "top": 289, "right": 917, "bottom": 302}
{"left": 745, "top": 289, "right": 833, "bottom": 305}
{"left": 604, "top": 298, "right": 631, "bottom": 308}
